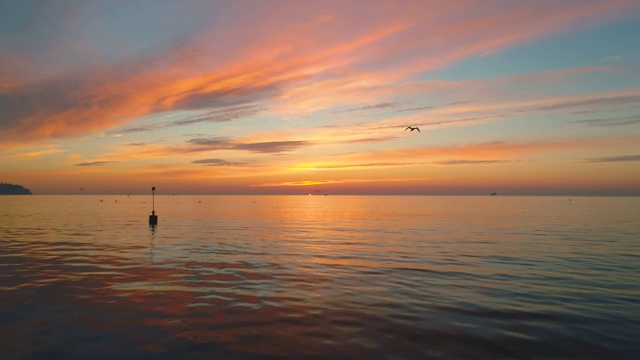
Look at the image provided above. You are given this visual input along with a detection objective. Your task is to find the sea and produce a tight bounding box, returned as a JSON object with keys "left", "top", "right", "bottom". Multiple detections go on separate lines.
{"left": 0, "top": 195, "right": 638, "bottom": 359}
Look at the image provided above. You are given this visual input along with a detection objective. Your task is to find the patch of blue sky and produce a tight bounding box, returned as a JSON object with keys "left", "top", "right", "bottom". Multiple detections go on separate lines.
{"left": 0, "top": 2, "right": 33, "bottom": 35}
{"left": 0, "top": 2, "right": 70, "bottom": 51}
{"left": 425, "top": 16, "right": 640, "bottom": 82}
{"left": 76, "top": 1, "right": 216, "bottom": 66}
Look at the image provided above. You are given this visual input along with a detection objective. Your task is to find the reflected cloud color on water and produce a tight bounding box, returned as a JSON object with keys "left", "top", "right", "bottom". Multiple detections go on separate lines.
{"left": 1, "top": 195, "right": 639, "bottom": 358}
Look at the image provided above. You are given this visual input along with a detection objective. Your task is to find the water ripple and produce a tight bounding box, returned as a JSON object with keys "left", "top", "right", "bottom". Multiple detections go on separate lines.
{"left": 1, "top": 195, "right": 639, "bottom": 358}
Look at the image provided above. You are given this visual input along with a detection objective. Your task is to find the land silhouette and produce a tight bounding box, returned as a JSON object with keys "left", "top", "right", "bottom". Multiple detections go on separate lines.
{"left": 0, "top": 182, "right": 33, "bottom": 195}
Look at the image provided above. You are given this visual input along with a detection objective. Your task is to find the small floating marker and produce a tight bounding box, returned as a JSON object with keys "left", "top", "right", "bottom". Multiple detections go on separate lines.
{"left": 149, "top": 186, "right": 158, "bottom": 226}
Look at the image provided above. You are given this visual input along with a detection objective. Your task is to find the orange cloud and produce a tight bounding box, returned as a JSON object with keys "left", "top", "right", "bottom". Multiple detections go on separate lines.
{"left": 7, "top": 147, "right": 67, "bottom": 159}
{"left": 251, "top": 177, "right": 430, "bottom": 188}
{"left": 3, "top": 0, "right": 638, "bottom": 149}
{"left": 330, "top": 136, "right": 640, "bottom": 164}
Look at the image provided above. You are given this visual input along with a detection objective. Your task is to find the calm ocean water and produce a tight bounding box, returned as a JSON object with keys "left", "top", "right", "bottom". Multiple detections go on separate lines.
{"left": 0, "top": 195, "right": 638, "bottom": 359}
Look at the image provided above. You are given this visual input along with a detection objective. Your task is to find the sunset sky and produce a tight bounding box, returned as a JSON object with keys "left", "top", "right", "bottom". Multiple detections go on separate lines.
{"left": 1, "top": 0, "right": 639, "bottom": 195}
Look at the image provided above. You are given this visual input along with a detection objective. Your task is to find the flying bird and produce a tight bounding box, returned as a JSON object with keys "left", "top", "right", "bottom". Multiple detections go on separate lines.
{"left": 405, "top": 126, "right": 420, "bottom": 132}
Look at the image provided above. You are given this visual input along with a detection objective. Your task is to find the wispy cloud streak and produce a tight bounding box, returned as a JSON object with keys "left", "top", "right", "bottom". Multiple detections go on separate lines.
{"left": 168, "top": 136, "right": 312, "bottom": 155}
{"left": 333, "top": 102, "right": 401, "bottom": 114}
{"left": 251, "top": 177, "right": 430, "bottom": 188}
{"left": 74, "top": 161, "right": 117, "bottom": 167}
{"left": 233, "top": 141, "right": 311, "bottom": 154}
{"left": 433, "top": 159, "right": 512, "bottom": 166}
{"left": 191, "top": 158, "right": 251, "bottom": 167}
{"left": 577, "top": 154, "right": 640, "bottom": 163}
{"left": 2, "top": 0, "right": 636, "bottom": 146}
{"left": 569, "top": 116, "right": 640, "bottom": 127}
{"left": 2, "top": 1, "right": 639, "bottom": 195}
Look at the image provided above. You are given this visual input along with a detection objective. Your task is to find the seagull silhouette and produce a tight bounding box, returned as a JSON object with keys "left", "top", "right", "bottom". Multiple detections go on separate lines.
{"left": 405, "top": 126, "right": 420, "bottom": 132}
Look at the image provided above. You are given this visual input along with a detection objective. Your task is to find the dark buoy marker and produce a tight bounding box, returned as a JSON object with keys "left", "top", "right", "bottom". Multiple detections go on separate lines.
{"left": 149, "top": 186, "right": 158, "bottom": 225}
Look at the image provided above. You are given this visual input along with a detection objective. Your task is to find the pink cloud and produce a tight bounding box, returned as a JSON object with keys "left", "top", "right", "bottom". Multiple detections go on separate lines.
{"left": 340, "top": 135, "right": 640, "bottom": 162}
{"left": 2, "top": 0, "right": 638, "bottom": 149}
{"left": 251, "top": 177, "right": 430, "bottom": 188}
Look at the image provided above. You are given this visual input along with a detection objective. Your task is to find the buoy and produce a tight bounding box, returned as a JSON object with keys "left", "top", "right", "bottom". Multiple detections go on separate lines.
{"left": 149, "top": 186, "right": 158, "bottom": 225}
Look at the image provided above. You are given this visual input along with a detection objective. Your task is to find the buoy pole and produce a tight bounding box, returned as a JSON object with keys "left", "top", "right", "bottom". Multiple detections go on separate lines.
{"left": 149, "top": 186, "right": 158, "bottom": 225}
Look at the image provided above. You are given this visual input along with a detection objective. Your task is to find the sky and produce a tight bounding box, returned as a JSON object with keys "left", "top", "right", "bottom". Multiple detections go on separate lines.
{"left": 1, "top": 0, "right": 640, "bottom": 195}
